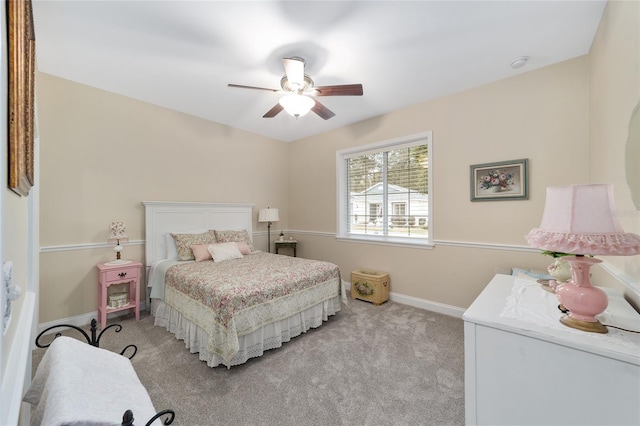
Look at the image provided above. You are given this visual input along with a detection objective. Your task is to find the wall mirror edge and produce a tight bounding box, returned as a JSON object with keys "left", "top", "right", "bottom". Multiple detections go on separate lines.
{"left": 626, "top": 99, "right": 640, "bottom": 210}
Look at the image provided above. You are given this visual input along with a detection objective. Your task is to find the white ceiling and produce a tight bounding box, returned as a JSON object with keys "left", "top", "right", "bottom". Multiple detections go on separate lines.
{"left": 32, "top": 1, "right": 607, "bottom": 143}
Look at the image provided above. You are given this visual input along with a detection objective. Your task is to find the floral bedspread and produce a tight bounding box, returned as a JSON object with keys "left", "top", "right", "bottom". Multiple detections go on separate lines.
{"left": 163, "top": 251, "right": 342, "bottom": 362}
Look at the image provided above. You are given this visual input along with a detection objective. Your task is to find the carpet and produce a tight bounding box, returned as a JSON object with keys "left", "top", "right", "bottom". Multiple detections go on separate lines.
{"left": 32, "top": 299, "right": 465, "bottom": 426}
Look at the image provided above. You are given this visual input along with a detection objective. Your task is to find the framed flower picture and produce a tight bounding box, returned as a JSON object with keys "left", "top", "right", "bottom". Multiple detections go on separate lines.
{"left": 470, "top": 159, "right": 529, "bottom": 201}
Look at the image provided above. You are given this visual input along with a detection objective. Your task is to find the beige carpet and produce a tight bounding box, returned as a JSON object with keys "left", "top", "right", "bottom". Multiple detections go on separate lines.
{"left": 32, "top": 299, "right": 465, "bottom": 426}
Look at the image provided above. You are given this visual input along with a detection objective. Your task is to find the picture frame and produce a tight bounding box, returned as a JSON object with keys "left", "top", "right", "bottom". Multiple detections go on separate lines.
{"left": 7, "top": 0, "right": 36, "bottom": 197}
{"left": 470, "top": 158, "right": 529, "bottom": 201}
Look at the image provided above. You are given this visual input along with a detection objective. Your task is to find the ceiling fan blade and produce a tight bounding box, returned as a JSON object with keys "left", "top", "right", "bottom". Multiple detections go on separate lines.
{"left": 314, "top": 84, "right": 363, "bottom": 96}
{"left": 263, "top": 103, "right": 284, "bottom": 118}
{"left": 311, "top": 100, "right": 336, "bottom": 120}
{"left": 283, "top": 57, "right": 305, "bottom": 88}
{"left": 228, "top": 83, "right": 279, "bottom": 93}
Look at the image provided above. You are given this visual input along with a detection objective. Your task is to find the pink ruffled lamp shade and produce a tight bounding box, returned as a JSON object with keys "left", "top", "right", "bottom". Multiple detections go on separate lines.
{"left": 526, "top": 184, "right": 640, "bottom": 333}
{"left": 526, "top": 184, "right": 640, "bottom": 255}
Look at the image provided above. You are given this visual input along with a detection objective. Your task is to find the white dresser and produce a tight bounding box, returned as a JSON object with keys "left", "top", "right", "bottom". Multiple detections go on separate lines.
{"left": 463, "top": 274, "right": 640, "bottom": 426}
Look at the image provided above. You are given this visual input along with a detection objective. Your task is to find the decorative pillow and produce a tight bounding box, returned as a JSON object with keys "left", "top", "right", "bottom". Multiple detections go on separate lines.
{"left": 214, "top": 229, "right": 254, "bottom": 252}
{"left": 191, "top": 244, "right": 213, "bottom": 262}
{"left": 165, "top": 228, "right": 206, "bottom": 260}
{"left": 235, "top": 241, "right": 252, "bottom": 255}
{"left": 208, "top": 242, "right": 244, "bottom": 263}
{"left": 171, "top": 230, "right": 216, "bottom": 261}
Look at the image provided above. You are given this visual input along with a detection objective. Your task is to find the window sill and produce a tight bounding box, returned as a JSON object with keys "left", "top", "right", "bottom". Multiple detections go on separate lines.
{"left": 336, "top": 235, "right": 434, "bottom": 249}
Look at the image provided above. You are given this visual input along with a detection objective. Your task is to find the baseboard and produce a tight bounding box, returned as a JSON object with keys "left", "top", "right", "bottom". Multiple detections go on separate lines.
{"left": 38, "top": 283, "right": 465, "bottom": 340}
{"left": 390, "top": 292, "right": 466, "bottom": 318}
{"left": 342, "top": 281, "right": 465, "bottom": 318}
{"left": 37, "top": 300, "right": 149, "bottom": 338}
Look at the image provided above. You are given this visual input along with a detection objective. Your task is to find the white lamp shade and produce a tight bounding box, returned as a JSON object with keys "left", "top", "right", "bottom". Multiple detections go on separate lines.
{"left": 279, "top": 95, "right": 314, "bottom": 117}
{"left": 105, "top": 221, "right": 132, "bottom": 265}
{"left": 526, "top": 184, "right": 640, "bottom": 255}
{"left": 107, "top": 221, "right": 129, "bottom": 243}
{"left": 258, "top": 208, "right": 279, "bottom": 223}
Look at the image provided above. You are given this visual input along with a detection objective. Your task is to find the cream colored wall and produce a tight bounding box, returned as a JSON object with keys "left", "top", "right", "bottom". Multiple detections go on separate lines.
{"left": 36, "top": 0, "right": 640, "bottom": 323}
{"left": 289, "top": 0, "right": 640, "bottom": 309}
{"left": 288, "top": 57, "right": 591, "bottom": 309}
{"left": 36, "top": 74, "right": 289, "bottom": 323}
{"left": 588, "top": 0, "right": 640, "bottom": 305}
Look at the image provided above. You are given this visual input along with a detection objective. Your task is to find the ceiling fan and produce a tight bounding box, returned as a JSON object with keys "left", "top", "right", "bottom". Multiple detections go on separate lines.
{"left": 228, "top": 57, "right": 363, "bottom": 120}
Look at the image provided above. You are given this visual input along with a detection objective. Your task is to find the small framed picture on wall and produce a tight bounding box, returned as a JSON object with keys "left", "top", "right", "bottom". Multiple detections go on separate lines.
{"left": 470, "top": 159, "right": 529, "bottom": 201}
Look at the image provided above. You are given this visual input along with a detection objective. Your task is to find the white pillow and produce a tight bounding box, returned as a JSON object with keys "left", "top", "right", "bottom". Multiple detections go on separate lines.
{"left": 165, "top": 233, "right": 179, "bottom": 260}
{"left": 208, "top": 242, "right": 244, "bottom": 263}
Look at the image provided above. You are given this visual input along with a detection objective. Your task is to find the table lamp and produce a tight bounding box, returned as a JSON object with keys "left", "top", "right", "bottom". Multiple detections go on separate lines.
{"left": 106, "top": 221, "right": 131, "bottom": 265}
{"left": 258, "top": 207, "right": 279, "bottom": 253}
{"left": 526, "top": 184, "right": 640, "bottom": 333}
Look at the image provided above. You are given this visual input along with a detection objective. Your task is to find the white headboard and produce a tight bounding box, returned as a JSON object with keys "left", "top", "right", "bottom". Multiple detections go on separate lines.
{"left": 143, "top": 201, "right": 254, "bottom": 266}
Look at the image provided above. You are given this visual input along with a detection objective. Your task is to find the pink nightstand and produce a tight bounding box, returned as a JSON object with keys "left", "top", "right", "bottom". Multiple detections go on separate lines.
{"left": 96, "top": 261, "right": 142, "bottom": 329}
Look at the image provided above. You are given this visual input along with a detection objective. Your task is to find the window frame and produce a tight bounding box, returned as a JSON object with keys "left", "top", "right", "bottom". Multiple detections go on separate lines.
{"left": 336, "top": 131, "right": 433, "bottom": 248}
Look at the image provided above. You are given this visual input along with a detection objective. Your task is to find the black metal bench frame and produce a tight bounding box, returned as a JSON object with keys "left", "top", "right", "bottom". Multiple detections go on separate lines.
{"left": 34, "top": 318, "right": 176, "bottom": 426}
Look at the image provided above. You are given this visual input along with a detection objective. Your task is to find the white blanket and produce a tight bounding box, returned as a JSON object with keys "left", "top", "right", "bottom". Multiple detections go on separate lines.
{"left": 148, "top": 259, "right": 183, "bottom": 300}
{"left": 23, "top": 336, "right": 159, "bottom": 426}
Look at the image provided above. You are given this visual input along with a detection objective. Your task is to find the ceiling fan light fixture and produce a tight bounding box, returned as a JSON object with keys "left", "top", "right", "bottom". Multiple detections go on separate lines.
{"left": 230, "top": 57, "right": 361, "bottom": 120}
{"left": 279, "top": 94, "right": 315, "bottom": 117}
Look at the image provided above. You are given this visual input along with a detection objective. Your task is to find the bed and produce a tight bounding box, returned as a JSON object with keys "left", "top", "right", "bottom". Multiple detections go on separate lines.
{"left": 143, "top": 201, "right": 346, "bottom": 368}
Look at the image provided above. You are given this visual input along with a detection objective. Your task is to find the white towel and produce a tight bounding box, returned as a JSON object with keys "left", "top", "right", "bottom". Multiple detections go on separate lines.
{"left": 24, "top": 336, "right": 159, "bottom": 426}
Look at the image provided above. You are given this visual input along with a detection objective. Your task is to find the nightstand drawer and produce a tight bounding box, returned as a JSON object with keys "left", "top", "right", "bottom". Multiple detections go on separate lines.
{"left": 105, "top": 268, "right": 138, "bottom": 282}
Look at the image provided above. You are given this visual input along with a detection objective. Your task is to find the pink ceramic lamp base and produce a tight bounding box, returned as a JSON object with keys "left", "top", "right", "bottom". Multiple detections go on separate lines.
{"left": 555, "top": 256, "right": 608, "bottom": 334}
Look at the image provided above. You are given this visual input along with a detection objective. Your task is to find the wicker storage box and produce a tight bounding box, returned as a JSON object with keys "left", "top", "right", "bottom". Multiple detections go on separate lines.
{"left": 351, "top": 269, "right": 389, "bottom": 305}
{"left": 108, "top": 291, "right": 129, "bottom": 309}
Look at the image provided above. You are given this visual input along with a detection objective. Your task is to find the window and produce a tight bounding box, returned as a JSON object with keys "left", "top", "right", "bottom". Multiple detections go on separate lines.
{"left": 392, "top": 202, "right": 406, "bottom": 216}
{"left": 336, "top": 132, "right": 432, "bottom": 247}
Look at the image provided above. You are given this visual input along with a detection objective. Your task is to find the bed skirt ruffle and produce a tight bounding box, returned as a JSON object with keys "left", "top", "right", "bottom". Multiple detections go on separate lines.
{"left": 151, "top": 295, "right": 341, "bottom": 368}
